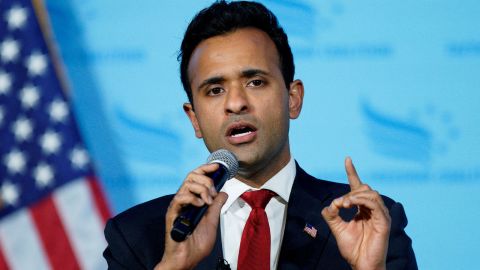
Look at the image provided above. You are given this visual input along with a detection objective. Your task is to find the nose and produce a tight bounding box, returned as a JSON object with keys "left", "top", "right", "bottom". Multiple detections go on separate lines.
{"left": 225, "top": 86, "right": 249, "bottom": 114}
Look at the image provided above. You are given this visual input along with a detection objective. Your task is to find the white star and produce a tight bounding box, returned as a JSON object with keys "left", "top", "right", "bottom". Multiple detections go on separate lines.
{"left": 20, "top": 84, "right": 40, "bottom": 108}
{"left": 12, "top": 117, "right": 33, "bottom": 141}
{"left": 4, "top": 149, "right": 26, "bottom": 174}
{"left": 0, "top": 71, "right": 12, "bottom": 94}
{"left": 34, "top": 163, "right": 54, "bottom": 188}
{"left": 0, "top": 38, "right": 20, "bottom": 63}
{"left": 1, "top": 181, "right": 20, "bottom": 206}
{"left": 49, "top": 99, "right": 69, "bottom": 122}
{"left": 40, "top": 130, "right": 62, "bottom": 154}
{"left": 70, "top": 147, "right": 89, "bottom": 169}
{"left": 6, "top": 6, "right": 28, "bottom": 30}
{"left": 26, "top": 52, "right": 47, "bottom": 76}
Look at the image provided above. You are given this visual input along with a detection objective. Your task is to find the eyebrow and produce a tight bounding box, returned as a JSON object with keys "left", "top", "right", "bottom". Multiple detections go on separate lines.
{"left": 241, "top": 68, "right": 269, "bottom": 78}
{"left": 197, "top": 76, "right": 225, "bottom": 91}
{"left": 196, "top": 68, "right": 270, "bottom": 91}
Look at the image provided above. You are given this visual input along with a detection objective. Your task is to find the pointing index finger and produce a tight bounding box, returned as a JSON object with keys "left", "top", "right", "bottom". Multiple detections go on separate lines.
{"left": 345, "top": 157, "right": 362, "bottom": 191}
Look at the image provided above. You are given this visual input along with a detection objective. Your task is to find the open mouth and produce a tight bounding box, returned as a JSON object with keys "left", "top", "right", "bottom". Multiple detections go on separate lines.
{"left": 226, "top": 122, "right": 257, "bottom": 138}
{"left": 230, "top": 126, "right": 255, "bottom": 137}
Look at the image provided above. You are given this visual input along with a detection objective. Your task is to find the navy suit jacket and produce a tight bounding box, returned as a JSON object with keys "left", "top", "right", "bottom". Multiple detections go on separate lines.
{"left": 103, "top": 164, "right": 417, "bottom": 269}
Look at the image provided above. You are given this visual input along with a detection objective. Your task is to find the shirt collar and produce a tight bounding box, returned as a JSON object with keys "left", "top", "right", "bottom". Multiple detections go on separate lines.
{"left": 220, "top": 156, "right": 296, "bottom": 214}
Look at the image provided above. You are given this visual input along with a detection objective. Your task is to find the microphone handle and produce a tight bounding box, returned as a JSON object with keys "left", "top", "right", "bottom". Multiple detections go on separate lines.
{"left": 171, "top": 165, "right": 229, "bottom": 242}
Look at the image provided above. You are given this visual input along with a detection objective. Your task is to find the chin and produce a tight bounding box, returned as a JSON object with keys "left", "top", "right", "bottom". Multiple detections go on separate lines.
{"left": 231, "top": 146, "right": 257, "bottom": 161}
{"left": 236, "top": 151, "right": 266, "bottom": 171}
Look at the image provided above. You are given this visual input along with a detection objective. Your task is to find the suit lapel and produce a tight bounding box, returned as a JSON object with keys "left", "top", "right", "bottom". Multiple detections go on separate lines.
{"left": 277, "top": 164, "right": 335, "bottom": 269}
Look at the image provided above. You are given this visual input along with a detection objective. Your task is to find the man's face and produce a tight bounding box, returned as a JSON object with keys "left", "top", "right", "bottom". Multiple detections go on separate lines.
{"left": 184, "top": 28, "right": 303, "bottom": 183}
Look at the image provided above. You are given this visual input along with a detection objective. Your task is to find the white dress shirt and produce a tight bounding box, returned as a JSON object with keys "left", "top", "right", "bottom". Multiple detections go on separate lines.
{"left": 220, "top": 157, "right": 296, "bottom": 270}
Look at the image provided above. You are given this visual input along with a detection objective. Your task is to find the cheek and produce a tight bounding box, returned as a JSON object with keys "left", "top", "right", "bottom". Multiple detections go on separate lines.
{"left": 266, "top": 93, "right": 290, "bottom": 120}
{"left": 261, "top": 99, "right": 290, "bottom": 132}
{"left": 196, "top": 113, "right": 224, "bottom": 144}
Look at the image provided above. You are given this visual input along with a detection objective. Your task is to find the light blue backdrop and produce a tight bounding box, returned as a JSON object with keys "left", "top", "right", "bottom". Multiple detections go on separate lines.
{"left": 45, "top": 0, "right": 480, "bottom": 269}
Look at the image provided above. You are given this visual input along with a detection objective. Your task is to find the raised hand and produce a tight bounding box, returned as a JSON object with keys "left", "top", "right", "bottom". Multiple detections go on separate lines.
{"left": 321, "top": 157, "right": 391, "bottom": 270}
{"left": 155, "top": 163, "right": 228, "bottom": 270}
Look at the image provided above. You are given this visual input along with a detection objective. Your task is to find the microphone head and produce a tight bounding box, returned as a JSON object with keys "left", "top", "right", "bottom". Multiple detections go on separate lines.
{"left": 207, "top": 149, "right": 239, "bottom": 179}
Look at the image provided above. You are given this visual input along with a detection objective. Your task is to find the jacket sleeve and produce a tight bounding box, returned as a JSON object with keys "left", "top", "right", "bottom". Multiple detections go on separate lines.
{"left": 385, "top": 202, "right": 418, "bottom": 270}
{"left": 103, "top": 218, "right": 147, "bottom": 270}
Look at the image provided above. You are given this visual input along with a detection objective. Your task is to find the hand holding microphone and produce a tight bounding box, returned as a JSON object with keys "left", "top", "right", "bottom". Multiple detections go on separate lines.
{"left": 156, "top": 149, "right": 238, "bottom": 270}
{"left": 171, "top": 149, "right": 238, "bottom": 241}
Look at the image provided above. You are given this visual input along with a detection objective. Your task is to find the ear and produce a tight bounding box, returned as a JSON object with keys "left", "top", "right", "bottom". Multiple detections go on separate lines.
{"left": 288, "top": 79, "right": 304, "bottom": 119}
{"left": 183, "top": 103, "right": 203, "bottom": 138}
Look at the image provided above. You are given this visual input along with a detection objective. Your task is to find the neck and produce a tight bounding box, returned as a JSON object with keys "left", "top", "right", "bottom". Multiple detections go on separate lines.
{"left": 236, "top": 144, "right": 291, "bottom": 188}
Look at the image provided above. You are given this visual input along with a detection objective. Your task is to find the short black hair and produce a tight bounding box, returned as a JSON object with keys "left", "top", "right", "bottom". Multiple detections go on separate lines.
{"left": 178, "top": 0, "right": 295, "bottom": 104}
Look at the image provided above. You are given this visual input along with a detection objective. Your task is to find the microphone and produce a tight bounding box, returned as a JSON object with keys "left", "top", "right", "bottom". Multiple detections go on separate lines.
{"left": 171, "top": 149, "right": 239, "bottom": 242}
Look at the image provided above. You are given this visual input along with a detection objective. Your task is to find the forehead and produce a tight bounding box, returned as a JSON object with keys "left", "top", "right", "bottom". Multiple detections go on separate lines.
{"left": 187, "top": 28, "right": 281, "bottom": 86}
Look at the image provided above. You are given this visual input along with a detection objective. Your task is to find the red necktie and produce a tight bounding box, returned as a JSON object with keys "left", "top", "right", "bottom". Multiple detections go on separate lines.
{"left": 237, "top": 189, "right": 276, "bottom": 270}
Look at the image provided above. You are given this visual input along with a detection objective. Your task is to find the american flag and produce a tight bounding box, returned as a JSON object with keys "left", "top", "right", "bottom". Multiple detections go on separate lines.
{"left": 303, "top": 223, "right": 317, "bottom": 238}
{"left": 0, "top": 0, "right": 110, "bottom": 269}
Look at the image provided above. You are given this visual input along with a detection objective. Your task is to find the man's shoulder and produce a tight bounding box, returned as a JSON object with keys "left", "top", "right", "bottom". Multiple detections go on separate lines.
{"left": 103, "top": 195, "right": 174, "bottom": 269}
{"left": 295, "top": 164, "right": 350, "bottom": 199}
{"left": 109, "top": 194, "right": 174, "bottom": 230}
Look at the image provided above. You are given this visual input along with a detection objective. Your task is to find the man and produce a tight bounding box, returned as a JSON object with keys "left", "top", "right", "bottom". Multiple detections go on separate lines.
{"left": 103, "top": 1, "right": 417, "bottom": 269}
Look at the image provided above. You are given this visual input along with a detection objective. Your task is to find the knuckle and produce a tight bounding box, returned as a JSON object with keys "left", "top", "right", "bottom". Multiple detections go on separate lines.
{"left": 195, "top": 163, "right": 210, "bottom": 173}
{"left": 187, "top": 173, "right": 198, "bottom": 182}
{"left": 171, "top": 195, "right": 181, "bottom": 204}
{"left": 181, "top": 182, "right": 190, "bottom": 191}
{"left": 195, "top": 176, "right": 208, "bottom": 186}
{"left": 182, "top": 176, "right": 193, "bottom": 187}
{"left": 207, "top": 176, "right": 214, "bottom": 185}
{"left": 173, "top": 193, "right": 188, "bottom": 204}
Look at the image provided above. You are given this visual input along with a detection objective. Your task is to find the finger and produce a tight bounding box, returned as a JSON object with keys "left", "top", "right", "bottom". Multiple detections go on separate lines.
{"left": 345, "top": 157, "right": 362, "bottom": 191}
{"left": 340, "top": 188, "right": 390, "bottom": 218}
{"left": 179, "top": 164, "right": 218, "bottom": 196}
{"left": 321, "top": 197, "right": 345, "bottom": 226}
{"left": 341, "top": 184, "right": 372, "bottom": 199}
{"left": 182, "top": 181, "right": 214, "bottom": 205}
{"left": 343, "top": 189, "right": 383, "bottom": 204}
{"left": 165, "top": 164, "right": 221, "bottom": 233}
{"left": 340, "top": 185, "right": 372, "bottom": 200}
{"left": 165, "top": 193, "right": 206, "bottom": 230}
{"left": 175, "top": 193, "right": 207, "bottom": 208}
{"left": 193, "top": 162, "right": 219, "bottom": 176}
{"left": 346, "top": 193, "right": 390, "bottom": 221}
{"left": 341, "top": 189, "right": 383, "bottom": 208}
{"left": 348, "top": 196, "right": 391, "bottom": 226}
{"left": 179, "top": 173, "right": 217, "bottom": 198}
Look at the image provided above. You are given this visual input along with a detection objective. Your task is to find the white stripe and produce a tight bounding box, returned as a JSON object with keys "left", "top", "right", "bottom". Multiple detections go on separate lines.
{"left": 54, "top": 178, "right": 107, "bottom": 270}
{"left": 0, "top": 208, "right": 50, "bottom": 270}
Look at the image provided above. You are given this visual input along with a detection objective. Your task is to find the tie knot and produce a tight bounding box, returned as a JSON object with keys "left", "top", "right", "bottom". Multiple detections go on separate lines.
{"left": 240, "top": 189, "right": 276, "bottom": 209}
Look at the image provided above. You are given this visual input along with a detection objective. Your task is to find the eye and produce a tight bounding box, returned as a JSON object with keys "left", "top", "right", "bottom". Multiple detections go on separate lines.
{"left": 207, "top": 87, "right": 224, "bottom": 96}
{"left": 247, "top": 79, "right": 264, "bottom": 87}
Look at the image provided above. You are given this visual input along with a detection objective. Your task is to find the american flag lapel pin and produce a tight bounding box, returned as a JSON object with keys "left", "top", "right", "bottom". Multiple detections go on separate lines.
{"left": 303, "top": 223, "right": 317, "bottom": 238}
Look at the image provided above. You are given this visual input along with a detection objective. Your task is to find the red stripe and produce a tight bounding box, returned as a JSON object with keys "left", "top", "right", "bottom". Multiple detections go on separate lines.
{"left": 87, "top": 176, "right": 112, "bottom": 223}
{"left": 0, "top": 243, "right": 10, "bottom": 270}
{"left": 30, "top": 196, "right": 80, "bottom": 270}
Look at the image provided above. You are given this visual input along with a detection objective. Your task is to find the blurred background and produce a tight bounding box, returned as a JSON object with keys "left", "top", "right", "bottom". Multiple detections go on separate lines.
{"left": 2, "top": 0, "right": 479, "bottom": 269}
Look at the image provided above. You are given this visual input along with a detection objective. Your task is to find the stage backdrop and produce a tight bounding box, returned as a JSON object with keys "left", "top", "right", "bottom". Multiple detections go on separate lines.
{"left": 45, "top": 0, "right": 479, "bottom": 269}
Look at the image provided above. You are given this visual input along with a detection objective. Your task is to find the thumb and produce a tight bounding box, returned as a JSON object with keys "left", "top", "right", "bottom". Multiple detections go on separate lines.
{"left": 321, "top": 197, "right": 344, "bottom": 229}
